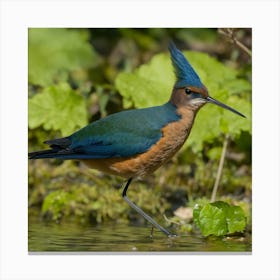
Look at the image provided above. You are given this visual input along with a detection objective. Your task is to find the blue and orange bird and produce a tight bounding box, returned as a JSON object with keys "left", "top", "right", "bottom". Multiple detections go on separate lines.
{"left": 29, "top": 42, "right": 245, "bottom": 237}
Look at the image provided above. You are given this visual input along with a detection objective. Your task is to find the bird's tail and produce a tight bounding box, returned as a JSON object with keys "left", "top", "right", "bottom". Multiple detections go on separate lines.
{"left": 29, "top": 137, "right": 72, "bottom": 159}
{"left": 28, "top": 149, "right": 60, "bottom": 159}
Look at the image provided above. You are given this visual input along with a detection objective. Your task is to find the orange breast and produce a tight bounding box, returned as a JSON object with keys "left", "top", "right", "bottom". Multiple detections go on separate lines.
{"left": 83, "top": 107, "right": 195, "bottom": 179}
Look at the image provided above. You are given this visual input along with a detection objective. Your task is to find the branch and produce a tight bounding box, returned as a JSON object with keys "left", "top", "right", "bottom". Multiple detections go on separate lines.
{"left": 218, "top": 28, "right": 252, "bottom": 57}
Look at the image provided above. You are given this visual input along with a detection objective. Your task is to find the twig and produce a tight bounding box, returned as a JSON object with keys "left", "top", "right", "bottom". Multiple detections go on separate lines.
{"left": 211, "top": 134, "right": 229, "bottom": 202}
{"left": 218, "top": 28, "right": 252, "bottom": 57}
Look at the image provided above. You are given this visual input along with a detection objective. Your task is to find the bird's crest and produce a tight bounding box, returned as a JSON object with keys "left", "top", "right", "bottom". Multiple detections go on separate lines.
{"left": 169, "top": 42, "right": 203, "bottom": 88}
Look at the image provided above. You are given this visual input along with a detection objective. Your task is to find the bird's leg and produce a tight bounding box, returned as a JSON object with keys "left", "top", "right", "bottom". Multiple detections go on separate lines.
{"left": 122, "top": 178, "right": 175, "bottom": 237}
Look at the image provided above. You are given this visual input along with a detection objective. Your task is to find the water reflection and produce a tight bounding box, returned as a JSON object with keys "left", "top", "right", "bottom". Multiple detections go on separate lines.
{"left": 29, "top": 215, "right": 251, "bottom": 252}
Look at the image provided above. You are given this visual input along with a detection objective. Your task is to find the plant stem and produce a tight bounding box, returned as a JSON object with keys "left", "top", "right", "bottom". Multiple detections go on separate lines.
{"left": 211, "top": 134, "right": 229, "bottom": 202}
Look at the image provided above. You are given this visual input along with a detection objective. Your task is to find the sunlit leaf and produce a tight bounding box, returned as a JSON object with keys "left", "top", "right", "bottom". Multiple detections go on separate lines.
{"left": 28, "top": 28, "right": 99, "bottom": 86}
{"left": 28, "top": 83, "right": 87, "bottom": 136}
{"left": 226, "top": 205, "right": 247, "bottom": 233}
{"left": 115, "top": 54, "right": 173, "bottom": 108}
{"left": 193, "top": 201, "right": 246, "bottom": 236}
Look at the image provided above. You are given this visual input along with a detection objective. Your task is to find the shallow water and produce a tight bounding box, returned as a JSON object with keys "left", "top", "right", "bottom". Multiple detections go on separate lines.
{"left": 28, "top": 214, "right": 251, "bottom": 253}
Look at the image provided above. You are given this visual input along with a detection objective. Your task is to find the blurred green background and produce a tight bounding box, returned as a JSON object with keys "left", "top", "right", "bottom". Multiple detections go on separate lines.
{"left": 28, "top": 28, "right": 251, "bottom": 235}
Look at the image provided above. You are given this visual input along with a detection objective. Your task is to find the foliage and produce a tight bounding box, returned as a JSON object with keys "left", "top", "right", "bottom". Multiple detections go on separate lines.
{"left": 42, "top": 190, "right": 72, "bottom": 221}
{"left": 28, "top": 28, "right": 99, "bottom": 86}
{"left": 28, "top": 83, "right": 88, "bottom": 136}
{"left": 115, "top": 54, "right": 172, "bottom": 108}
{"left": 193, "top": 201, "right": 246, "bottom": 236}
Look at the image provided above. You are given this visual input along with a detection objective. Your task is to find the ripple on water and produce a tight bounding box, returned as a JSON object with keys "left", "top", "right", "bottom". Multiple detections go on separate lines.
{"left": 28, "top": 216, "right": 251, "bottom": 253}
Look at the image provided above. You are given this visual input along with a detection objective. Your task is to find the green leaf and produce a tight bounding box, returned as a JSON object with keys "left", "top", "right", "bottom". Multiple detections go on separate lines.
{"left": 193, "top": 201, "right": 246, "bottom": 236}
{"left": 115, "top": 54, "right": 173, "bottom": 108}
{"left": 219, "top": 95, "right": 251, "bottom": 135}
{"left": 193, "top": 203, "right": 202, "bottom": 226}
{"left": 197, "top": 203, "right": 228, "bottom": 236}
{"left": 227, "top": 79, "right": 252, "bottom": 94}
{"left": 28, "top": 28, "right": 99, "bottom": 86}
{"left": 28, "top": 82, "right": 88, "bottom": 136}
{"left": 115, "top": 51, "right": 251, "bottom": 152}
{"left": 226, "top": 205, "right": 247, "bottom": 234}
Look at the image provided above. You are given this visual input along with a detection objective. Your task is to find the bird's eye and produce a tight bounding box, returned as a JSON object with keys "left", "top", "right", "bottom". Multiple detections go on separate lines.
{"left": 185, "top": 88, "right": 192, "bottom": 95}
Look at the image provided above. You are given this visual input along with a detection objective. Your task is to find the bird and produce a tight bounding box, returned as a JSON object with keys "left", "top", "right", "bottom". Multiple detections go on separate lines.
{"left": 29, "top": 42, "right": 245, "bottom": 237}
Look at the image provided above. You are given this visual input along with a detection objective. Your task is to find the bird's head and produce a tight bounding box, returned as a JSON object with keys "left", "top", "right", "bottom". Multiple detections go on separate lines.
{"left": 169, "top": 42, "right": 245, "bottom": 118}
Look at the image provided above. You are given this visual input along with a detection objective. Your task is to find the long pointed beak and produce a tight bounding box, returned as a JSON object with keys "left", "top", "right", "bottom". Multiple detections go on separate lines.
{"left": 206, "top": 96, "right": 246, "bottom": 118}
